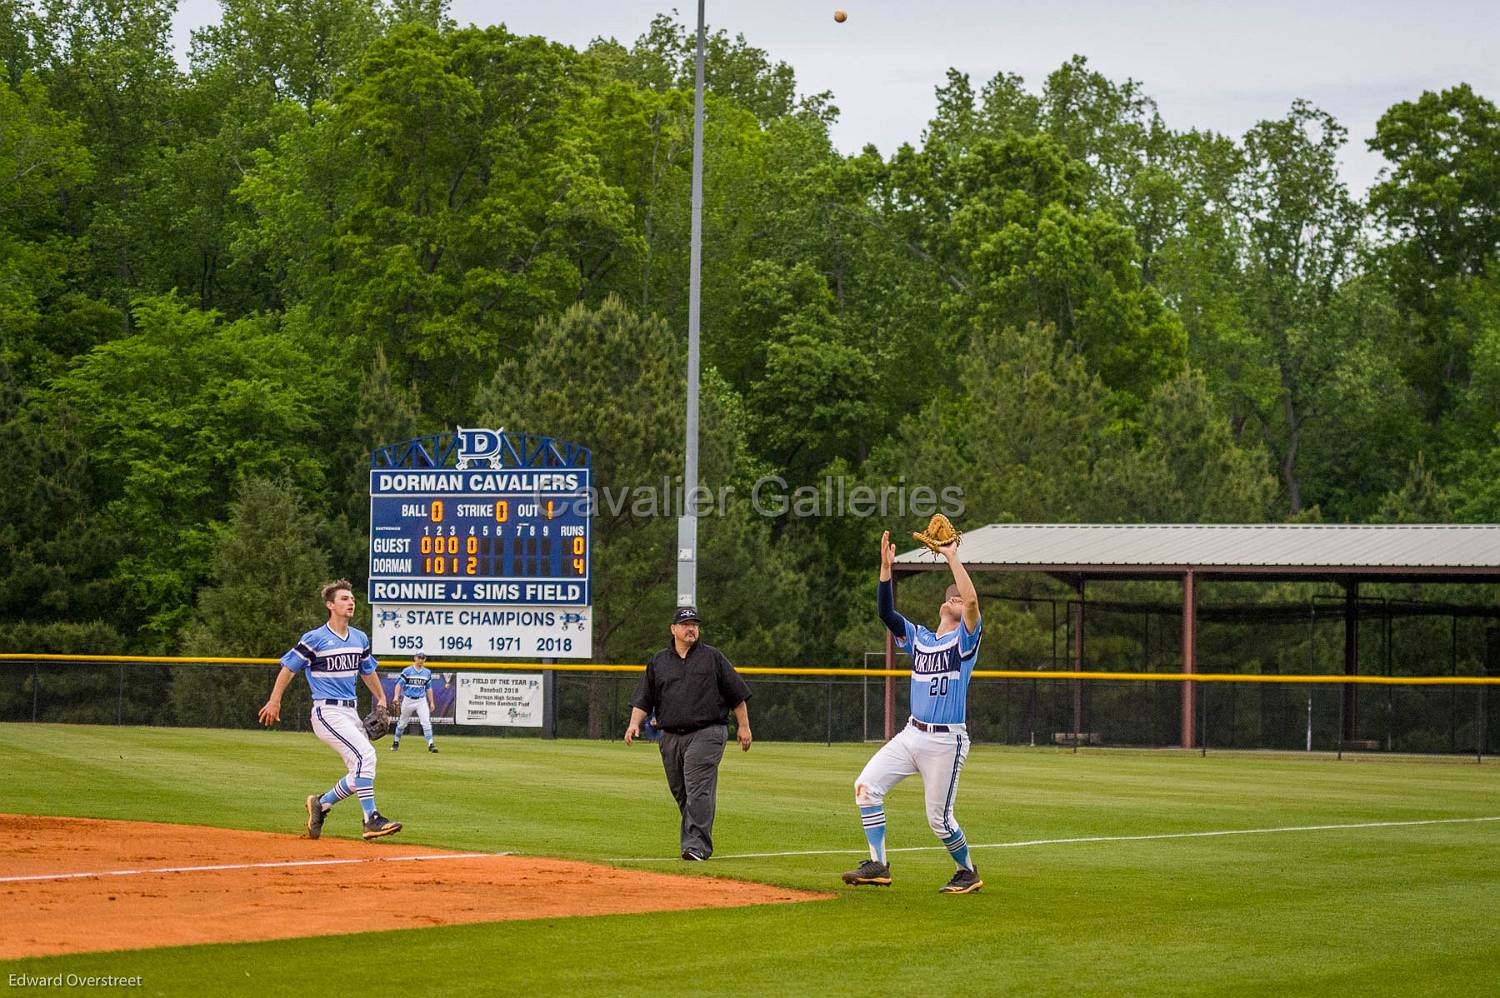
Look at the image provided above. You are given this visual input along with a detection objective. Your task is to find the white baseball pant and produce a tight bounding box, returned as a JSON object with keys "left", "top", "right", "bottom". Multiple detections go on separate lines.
{"left": 310, "top": 703, "right": 377, "bottom": 780}
{"left": 854, "top": 721, "right": 970, "bottom": 839}
{"left": 396, "top": 697, "right": 432, "bottom": 740}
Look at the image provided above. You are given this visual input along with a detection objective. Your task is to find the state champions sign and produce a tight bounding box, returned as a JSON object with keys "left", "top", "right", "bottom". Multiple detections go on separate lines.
{"left": 368, "top": 429, "right": 592, "bottom": 659}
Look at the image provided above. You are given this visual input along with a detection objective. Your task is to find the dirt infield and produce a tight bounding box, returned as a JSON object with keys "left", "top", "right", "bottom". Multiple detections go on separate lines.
{"left": 0, "top": 815, "right": 829, "bottom": 959}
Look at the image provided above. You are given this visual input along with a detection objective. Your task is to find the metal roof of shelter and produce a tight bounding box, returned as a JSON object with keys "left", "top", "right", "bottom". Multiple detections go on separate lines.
{"left": 893, "top": 523, "right": 1500, "bottom": 583}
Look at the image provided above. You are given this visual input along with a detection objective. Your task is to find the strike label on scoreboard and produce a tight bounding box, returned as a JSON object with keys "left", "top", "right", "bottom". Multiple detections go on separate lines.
{"left": 373, "top": 604, "right": 592, "bottom": 660}
{"left": 368, "top": 466, "right": 591, "bottom": 607}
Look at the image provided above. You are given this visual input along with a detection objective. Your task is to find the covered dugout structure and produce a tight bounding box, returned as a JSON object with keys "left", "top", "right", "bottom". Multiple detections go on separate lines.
{"left": 890, "top": 524, "right": 1500, "bottom": 748}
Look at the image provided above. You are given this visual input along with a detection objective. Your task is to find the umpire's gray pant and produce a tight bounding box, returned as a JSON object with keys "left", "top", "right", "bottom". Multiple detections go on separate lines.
{"left": 658, "top": 724, "right": 727, "bottom": 858}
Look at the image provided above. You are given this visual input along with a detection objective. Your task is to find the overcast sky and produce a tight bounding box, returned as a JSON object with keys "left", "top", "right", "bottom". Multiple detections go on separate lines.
{"left": 171, "top": 1, "right": 1500, "bottom": 196}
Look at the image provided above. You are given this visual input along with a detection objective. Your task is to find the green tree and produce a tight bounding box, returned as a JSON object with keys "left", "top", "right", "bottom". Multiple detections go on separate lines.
{"left": 0, "top": 386, "right": 117, "bottom": 628}
{"left": 943, "top": 132, "right": 1188, "bottom": 407}
{"left": 0, "top": 72, "right": 101, "bottom": 383}
{"left": 1166, "top": 101, "right": 1392, "bottom": 516}
{"left": 594, "top": 11, "right": 832, "bottom": 128}
{"left": 22, "top": 0, "right": 183, "bottom": 305}
{"left": 235, "top": 22, "right": 643, "bottom": 418}
{"left": 173, "top": 476, "right": 334, "bottom": 728}
{"left": 473, "top": 297, "right": 806, "bottom": 735}
{"left": 49, "top": 295, "right": 356, "bottom": 641}
{"left": 1235, "top": 102, "right": 1369, "bottom": 513}
{"left": 188, "top": 0, "right": 389, "bottom": 110}
{"left": 1375, "top": 453, "right": 1451, "bottom": 522}
{"left": 1122, "top": 369, "right": 1277, "bottom": 522}
{"left": 1368, "top": 84, "right": 1500, "bottom": 425}
{"left": 725, "top": 260, "right": 881, "bottom": 480}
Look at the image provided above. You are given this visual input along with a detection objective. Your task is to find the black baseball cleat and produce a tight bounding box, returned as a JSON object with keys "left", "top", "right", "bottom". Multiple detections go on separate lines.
{"left": 841, "top": 859, "right": 892, "bottom": 886}
{"left": 390, "top": 741, "right": 399, "bottom": 751}
{"left": 939, "top": 866, "right": 983, "bottom": 894}
{"left": 305, "top": 795, "right": 329, "bottom": 840}
{"left": 428, "top": 744, "right": 438, "bottom": 753}
{"left": 362, "top": 812, "right": 402, "bottom": 840}
{"left": 681, "top": 850, "right": 707, "bottom": 861}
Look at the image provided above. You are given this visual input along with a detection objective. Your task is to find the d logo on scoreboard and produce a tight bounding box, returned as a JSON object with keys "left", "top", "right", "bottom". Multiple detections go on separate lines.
{"left": 455, "top": 427, "right": 504, "bottom": 469}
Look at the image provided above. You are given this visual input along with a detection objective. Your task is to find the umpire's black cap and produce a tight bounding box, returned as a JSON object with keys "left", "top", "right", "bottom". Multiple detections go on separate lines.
{"left": 671, "top": 605, "right": 702, "bottom": 625}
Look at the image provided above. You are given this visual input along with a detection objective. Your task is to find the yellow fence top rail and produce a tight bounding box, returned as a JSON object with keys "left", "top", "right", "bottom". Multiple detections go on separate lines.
{"left": 1, "top": 653, "right": 1498, "bottom": 684}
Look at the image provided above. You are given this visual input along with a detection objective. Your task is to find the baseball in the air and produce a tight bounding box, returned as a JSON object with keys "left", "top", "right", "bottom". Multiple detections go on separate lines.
{"left": 834, "top": 9, "right": 847, "bottom": 22}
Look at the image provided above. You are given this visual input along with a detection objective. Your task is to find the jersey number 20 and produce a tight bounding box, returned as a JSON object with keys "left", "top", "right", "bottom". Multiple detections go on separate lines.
{"left": 928, "top": 676, "right": 950, "bottom": 696}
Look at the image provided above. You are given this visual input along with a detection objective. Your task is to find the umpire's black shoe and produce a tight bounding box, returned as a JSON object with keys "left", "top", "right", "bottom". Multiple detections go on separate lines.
{"left": 681, "top": 850, "right": 707, "bottom": 861}
{"left": 939, "top": 866, "right": 983, "bottom": 894}
{"left": 841, "top": 859, "right": 892, "bottom": 886}
{"left": 362, "top": 812, "right": 402, "bottom": 840}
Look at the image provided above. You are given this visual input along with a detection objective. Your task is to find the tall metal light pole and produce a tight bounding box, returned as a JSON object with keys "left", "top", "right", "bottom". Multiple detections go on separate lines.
{"left": 677, "top": 0, "right": 707, "bottom": 609}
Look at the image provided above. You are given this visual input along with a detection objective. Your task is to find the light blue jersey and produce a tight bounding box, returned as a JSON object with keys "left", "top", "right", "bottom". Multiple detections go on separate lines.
{"left": 281, "top": 624, "right": 377, "bottom": 700}
{"left": 399, "top": 665, "right": 433, "bottom": 699}
{"left": 892, "top": 613, "right": 982, "bottom": 726}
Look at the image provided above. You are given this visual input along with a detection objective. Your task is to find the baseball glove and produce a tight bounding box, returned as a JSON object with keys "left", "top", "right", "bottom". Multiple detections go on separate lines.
{"left": 362, "top": 703, "right": 391, "bottom": 741}
{"left": 912, "top": 513, "right": 961, "bottom": 553}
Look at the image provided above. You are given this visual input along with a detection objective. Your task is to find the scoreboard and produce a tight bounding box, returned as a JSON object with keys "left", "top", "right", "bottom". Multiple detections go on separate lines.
{"left": 368, "top": 467, "right": 590, "bottom": 605}
{"left": 368, "top": 460, "right": 591, "bottom": 658}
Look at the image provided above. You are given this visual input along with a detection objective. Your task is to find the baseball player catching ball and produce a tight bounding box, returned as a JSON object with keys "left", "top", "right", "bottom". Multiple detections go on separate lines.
{"left": 391, "top": 652, "right": 437, "bottom": 752}
{"left": 843, "top": 529, "right": 983, "bottom": 893}
{"left": 257, "top": 578, "right": 402, "bottom": 840}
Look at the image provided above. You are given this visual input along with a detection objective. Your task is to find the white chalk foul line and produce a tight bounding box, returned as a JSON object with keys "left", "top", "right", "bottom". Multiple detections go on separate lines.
{"left": 607, "top": 815, "right": 1500, "bottom": 863}
{"left": 0, "top": 851, "right": 511, "bottom": 884}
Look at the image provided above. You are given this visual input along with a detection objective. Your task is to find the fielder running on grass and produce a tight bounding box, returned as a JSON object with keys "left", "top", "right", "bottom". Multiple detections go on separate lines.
{"left": 257, "top": 579, "right": 402, "bottom": 841}
{"left": 844, "top": 518, "right": 983, "bottom": 893}
{"left": 392, "top": 652, "right": 438, "bottom": 753}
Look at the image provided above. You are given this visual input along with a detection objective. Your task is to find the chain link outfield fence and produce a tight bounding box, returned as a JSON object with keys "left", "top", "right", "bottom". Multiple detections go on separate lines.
{"left": 1, "top": 597, "right": 1496, "bottom": 753}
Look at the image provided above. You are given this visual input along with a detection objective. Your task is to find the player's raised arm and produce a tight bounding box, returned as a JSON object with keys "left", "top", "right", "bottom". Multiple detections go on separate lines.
{"left": 877, "top": 531, "right": 912, "bottom": 639}
{"left": 941, "top": 540, "right": 980, "bottom": 631}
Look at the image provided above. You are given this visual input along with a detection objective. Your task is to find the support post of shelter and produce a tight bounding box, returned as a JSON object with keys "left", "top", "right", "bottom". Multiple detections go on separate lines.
{"left": 1181, "top": 569, "right": 1197, "bottom": 749}
{"left": 884, "top": 574, "right": 897, "bottom": 742}
{"left": 1072, "top": 579, "right": 1085, "bottom": 749}
{"left": 1343, "top": 580, "right": 1359, "bottom": 743}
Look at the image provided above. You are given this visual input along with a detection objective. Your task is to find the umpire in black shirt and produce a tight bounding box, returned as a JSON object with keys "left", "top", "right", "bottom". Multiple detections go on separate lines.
{"left": 625, "top": 605, "right": 752, "bottom": 860}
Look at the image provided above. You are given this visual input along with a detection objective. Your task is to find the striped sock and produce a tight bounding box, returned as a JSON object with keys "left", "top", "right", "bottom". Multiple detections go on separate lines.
{"left": 354, "top": 777, "right": 376, "bottom": 818}
{"left": 320, "top": 777, "right": 353, "bottom": 809}
{"left": 942, "top": 827, "right": 973, "bottom": 871}
{"left": 859, "top": 805, "right": 887, "bottom": 864}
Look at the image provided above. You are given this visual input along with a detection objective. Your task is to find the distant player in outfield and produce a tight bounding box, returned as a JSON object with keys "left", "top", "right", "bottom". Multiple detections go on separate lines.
{"left": 843, "top": 531, "right": 983, "bottom": 893}
{"left": 392, "top": 652, "right": 437, "bottom": 753}
{"left": 257, "top": 579, "right": 402, "bottom": 840}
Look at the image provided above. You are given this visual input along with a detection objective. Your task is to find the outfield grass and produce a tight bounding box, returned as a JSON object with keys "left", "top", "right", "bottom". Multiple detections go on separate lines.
{"left": 2, "top": 723, "right": 1498, "bottom": 996}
